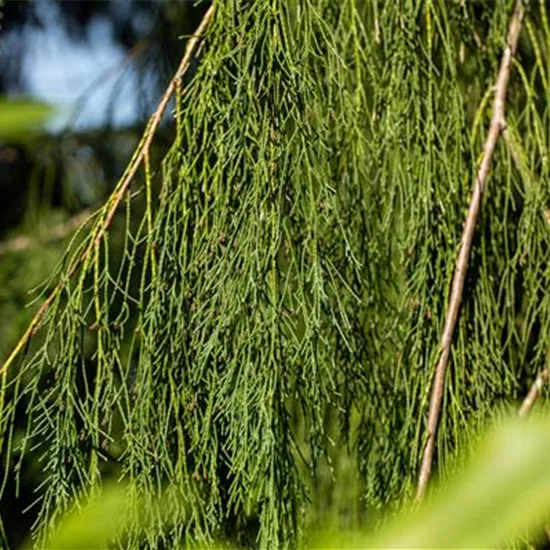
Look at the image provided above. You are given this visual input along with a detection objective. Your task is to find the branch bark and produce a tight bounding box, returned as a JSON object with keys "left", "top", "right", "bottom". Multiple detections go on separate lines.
{"left": 0, "top": 3, "right": 216, "bottom": 378}
{"left": 416, "top": 0, "right": 526, "bottom": 501}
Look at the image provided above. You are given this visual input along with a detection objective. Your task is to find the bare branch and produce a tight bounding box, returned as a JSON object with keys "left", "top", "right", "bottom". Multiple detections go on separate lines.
{"left": 0, "top": 3, "right": 216, "bottom": 378}
{"left": 0, "top": 209, "right": 93, "bottom": 256}
{"left": 416, "top": 0, "right": 526, "bottom": 501}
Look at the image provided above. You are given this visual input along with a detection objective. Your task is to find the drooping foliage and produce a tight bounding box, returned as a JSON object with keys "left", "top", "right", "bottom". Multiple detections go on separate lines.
{"left": 2, "top": 0, "right": 550, "bottom": 548}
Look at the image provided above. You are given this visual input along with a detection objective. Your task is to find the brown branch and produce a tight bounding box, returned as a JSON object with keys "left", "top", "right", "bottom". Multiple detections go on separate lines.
{"left": 519, "top": 369, "right": 549, "bottom": 418}
{"left": 0, "top": 3, "right": 216, "bottom": 379}
{"left": 416, "top": 0, "right": 526, "bottom": 501}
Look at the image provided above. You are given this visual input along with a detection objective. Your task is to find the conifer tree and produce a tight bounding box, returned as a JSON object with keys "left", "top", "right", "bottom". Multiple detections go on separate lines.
{"left": 1, "top": 0, "right": 550, "bottom": 548}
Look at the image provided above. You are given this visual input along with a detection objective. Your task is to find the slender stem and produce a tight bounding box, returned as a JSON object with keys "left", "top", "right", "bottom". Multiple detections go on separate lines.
{"left": 0, "top": 3, "right": 216, "bottom": 379}
{"left": 416, "top": 0, "right": 526, "bottom": 501}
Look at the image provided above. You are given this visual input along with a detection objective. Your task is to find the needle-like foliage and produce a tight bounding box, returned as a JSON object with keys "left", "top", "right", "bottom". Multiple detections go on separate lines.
{"left": 2, "top": 1, "right": 550, "bottom": 548}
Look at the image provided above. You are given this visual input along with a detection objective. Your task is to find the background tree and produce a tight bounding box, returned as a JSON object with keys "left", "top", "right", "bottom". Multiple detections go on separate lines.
{"left": 1, "top": 0, "right": 550, "bottom": 548}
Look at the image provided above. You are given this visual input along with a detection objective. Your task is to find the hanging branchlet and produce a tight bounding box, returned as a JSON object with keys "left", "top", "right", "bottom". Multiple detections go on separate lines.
{"left": 2, "top": 0, "right": 550, "bottom": 548}
{"left": 416, "top": 0, "right": 526, "bottom": 502}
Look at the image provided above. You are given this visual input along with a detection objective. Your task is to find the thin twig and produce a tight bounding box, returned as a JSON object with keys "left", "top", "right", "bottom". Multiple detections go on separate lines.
{"left": 519, "top": 366, "right": 550, "bottom": 543}
{"left": 519, "top": 369, "right": 549, "bottom": 418}
{"left": 416, "top": 0, "right": 526, "bottom": 501}
{"left": 0, "top": 3, "right": 216, "bottom": 379}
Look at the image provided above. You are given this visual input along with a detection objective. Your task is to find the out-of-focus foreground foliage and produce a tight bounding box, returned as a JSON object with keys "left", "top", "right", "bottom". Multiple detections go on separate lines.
{"left": 18, "top": 412, "right": 550, "bottom": 549}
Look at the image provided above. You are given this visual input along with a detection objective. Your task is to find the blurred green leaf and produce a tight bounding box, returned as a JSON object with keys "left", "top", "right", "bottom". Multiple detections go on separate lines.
{"left": 0, "top": 98, "right": 53, "bottom": 140}
{"left": 21, "top": 483, "right": 199, "bottom": 550}
{"left": 311, "top": 413, "right": 550, "bottom": 549}
{"left": 28, "top": 483, "right": 130, "bottom": 550}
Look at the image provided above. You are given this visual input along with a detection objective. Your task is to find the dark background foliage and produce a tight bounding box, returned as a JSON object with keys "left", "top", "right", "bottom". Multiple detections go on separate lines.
{"left": 0, "top": 2, "right": 209, "bottom": 546}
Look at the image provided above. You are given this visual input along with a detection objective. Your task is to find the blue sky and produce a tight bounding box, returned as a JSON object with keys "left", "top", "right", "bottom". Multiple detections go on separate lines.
{"left": 6, "top": 0, "right": 154, "bottom": 132}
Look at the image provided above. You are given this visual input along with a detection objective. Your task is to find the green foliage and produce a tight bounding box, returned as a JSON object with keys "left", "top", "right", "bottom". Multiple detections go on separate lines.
{"left": 0, "top": 99, "right": 53, "bottom": 141}
{"left": 2, "top": 0, "right": 550, "bottom": 548}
